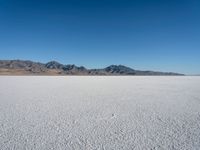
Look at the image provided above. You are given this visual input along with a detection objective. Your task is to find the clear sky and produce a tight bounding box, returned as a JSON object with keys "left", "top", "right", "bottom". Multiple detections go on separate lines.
{"left": 0, "top": 0, "right": 200, "bottom": 74}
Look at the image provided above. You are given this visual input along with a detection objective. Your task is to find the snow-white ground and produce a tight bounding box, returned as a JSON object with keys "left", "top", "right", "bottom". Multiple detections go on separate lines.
{"left": 0, "top": 76, "right": 200, "bottom": 150}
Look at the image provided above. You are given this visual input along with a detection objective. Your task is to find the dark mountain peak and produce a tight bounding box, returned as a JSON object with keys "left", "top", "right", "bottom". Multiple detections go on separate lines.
{"left": 106, "top": 65, "right": 134, "bottom": 70}
{"left": 45, "top": 61, "right": 64, "bottom": 69}
{"left": 104, "top": 65, "right": 135, "bottom": 74}
{"left": 46, "top": 60, "right": 60, "bottom": 64}
{"left": 63, "top": 64, "right": 76, "bottom": 70}
{"left": 63, "top": 64, "right": 87, "bottom": 72}
{"left": 78, "top": 66, "right": 87, "bottom": 71}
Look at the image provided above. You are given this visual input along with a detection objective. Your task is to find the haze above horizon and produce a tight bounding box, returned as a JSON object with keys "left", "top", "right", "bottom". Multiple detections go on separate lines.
{"left": 0, "top": 0, "right": 199, "bottom": 74}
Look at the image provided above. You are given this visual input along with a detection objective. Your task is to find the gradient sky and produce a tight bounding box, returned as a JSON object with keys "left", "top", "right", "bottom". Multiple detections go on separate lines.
{"left": 0, "top": 0, "right": 200, "bottom": 74}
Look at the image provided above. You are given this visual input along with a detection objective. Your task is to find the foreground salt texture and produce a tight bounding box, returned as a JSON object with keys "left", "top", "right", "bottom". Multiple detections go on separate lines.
{"left": 0, "top": 76, "right": 200, "bottom": 150}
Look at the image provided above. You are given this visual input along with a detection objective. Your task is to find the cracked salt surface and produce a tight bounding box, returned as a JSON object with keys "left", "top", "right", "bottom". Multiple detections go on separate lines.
{"left": 0, "top": 76, "right": 200, "bottom": 149}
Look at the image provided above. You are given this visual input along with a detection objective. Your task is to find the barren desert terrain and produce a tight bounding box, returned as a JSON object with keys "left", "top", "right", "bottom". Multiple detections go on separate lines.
{"left": 0, "top": 76, "right": 200, "bottom": 149}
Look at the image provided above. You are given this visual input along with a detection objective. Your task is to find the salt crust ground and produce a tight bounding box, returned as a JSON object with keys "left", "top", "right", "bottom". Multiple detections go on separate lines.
{"left": 0, "top": 76, "right": 200, "bottom": 150}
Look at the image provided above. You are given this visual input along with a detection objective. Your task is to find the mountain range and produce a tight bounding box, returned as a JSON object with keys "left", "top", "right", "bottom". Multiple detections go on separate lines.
{"left": 0, "top": 60, "right": 184, "bottom": 75}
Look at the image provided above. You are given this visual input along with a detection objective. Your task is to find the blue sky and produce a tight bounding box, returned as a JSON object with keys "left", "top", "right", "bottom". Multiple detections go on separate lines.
{"left": 0, "top": 0, "right": 200, "bottom": 74}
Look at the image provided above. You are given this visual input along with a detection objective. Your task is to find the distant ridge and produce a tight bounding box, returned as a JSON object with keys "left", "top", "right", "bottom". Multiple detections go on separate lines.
{"left": 0, "top": 60, "right": 184, "bottom": 75}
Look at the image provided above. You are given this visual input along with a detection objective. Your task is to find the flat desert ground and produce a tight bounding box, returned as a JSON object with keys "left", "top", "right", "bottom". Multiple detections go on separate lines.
{"left": 0, "top": 76, "right": 200, "bottom": 150}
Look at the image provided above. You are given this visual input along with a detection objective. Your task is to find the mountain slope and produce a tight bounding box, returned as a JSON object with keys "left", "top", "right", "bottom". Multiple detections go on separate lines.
{"left": 0, "top": 60, "right": 184, "bottom": 75}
